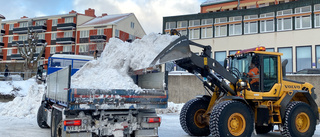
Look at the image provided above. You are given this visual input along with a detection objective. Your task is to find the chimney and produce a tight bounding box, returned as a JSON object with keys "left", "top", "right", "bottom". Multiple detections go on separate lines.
{"left": 85, "top": 8, "right": 96, "bottom": 17}
{"left": 20, "top": 16, "right": 28, "bottom": 19}
{"left": 102, "top": 13, "right": 108, "bottom": 16}
{"left": 69, "top": 10, "right": 77, "bottom": 14}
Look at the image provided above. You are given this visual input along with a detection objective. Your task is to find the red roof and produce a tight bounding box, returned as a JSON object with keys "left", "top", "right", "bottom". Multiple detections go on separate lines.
{"left": 0, "top": 14, "right": 5, "bottom": 19}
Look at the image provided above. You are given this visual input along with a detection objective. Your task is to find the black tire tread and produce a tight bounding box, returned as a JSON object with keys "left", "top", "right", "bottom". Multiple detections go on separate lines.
{"left": 37, "top": 103, "right": 49, "bottom": 128}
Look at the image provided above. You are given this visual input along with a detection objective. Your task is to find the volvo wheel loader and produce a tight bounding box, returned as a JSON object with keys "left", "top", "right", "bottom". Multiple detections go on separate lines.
{"left": 150, "top": 36, "right": 319, "bottom": 137}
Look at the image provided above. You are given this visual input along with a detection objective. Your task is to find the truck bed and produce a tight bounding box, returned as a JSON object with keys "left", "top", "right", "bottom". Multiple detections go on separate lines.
{"left": 46, "top": 66, "right": 168, "bottom": 110}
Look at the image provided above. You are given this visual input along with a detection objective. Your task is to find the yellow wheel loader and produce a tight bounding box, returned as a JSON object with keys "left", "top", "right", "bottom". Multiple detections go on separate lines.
{"left": 150, "top": 36, "right": 319, "bottom": 137}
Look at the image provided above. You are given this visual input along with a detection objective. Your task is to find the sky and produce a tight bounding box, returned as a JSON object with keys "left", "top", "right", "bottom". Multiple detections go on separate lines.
{"left": 0, "top": 0, "right": 207, "bottom": 34}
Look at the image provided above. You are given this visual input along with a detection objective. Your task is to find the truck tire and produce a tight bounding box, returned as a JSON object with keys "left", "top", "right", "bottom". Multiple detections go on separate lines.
{"left": 281, "top": 101, "right": 316, "bottom": 137}
{"left": 255, "top": 124, "right": 273, "bottom": 134}
{"left": 37, "top": 103, "right": 49, "bottom": 128}
{"left": 180, "top": 98, "right": 210, "bottom": 136}
{"left": 209, "top": 100, "right": 253, "bottom": 137}
{"left": 51, "top": 109, "right": 63, "bottom": 137}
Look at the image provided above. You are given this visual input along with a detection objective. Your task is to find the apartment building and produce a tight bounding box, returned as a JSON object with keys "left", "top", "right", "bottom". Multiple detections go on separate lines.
{"left": 163, "top": 0, "right": 320, "bottom": 73}
{"left": 0, "top": 8, "right": 145, "bottom": 71}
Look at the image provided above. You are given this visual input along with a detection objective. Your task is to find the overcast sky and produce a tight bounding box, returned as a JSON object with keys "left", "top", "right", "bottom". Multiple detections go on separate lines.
{"left": 0, "top": 0, "right": 207, "bottom": 34}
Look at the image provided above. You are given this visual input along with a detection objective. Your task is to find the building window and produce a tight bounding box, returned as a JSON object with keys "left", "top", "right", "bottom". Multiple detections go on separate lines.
{"left": 244, "top": 15, "right": 258, "bottom": 34}
{"left": 0, "top": 37, "right": 2, "bottom": 42}
{"left": 9, "top": 24, "right": 14, "bottom": 30}
{"left": 177, "top": 21, "right": 187, "bottom": 28}
{"left": 277, "top": 9, "right": 292, "bottom": 31}
{"left": 229, "top": 16, "right": 242, "bottom": 36}
{"left": 50, "top": 47, "right": 56, "bottom": 54}
{"left": 316, "top": 45, "right": 320, "bottom": 68}
{"left": 189, "top": 20, "right": 200, "bottom": 27}
{"left": 130, "top": 22, "right": 135, "bottom": 29}
{"left": 52, "top": 19, "right": 57, "bottom": 26}
{"left": 214, "top": 51, "right": 226, "bottom": 65}
{"left": 229, "top": 50, "right": 237, "bottom": 56}
{"left": 265, "top": 48, "right": 274, "bottom": 52}
{"left": 295, "top": 6, "right": 311, "bottom": 29}
{"left": 115, "top": 29, "right": 119, "bottom": 38}
{"left": 8, "top": 36, "right": 13, "bottom": 43}
{"left": 278, "top": 47, "right": 292, "bottom": 73}
{"left": 19, "top": 35, "right": 27, "bottom": 41}
{"left": 79, "top": 45, "right": 89, "bottom": 53}
{"left": 19, "top": 22, "right": 28, "bottom": 28}
{"left": 1, "top": 24, "right": 4, "bottom": 30}
{"left": 296, "top": 46, "right": 311, "bottom": 71}
{"left": 178, "top": 30, "right": 187, "bottom": 36}
{"left": 166, "top": 22, "right": 176, "bottom": 30}
{"left": 7, "top": 49, "right": 12, "bottom": 56}
{"left": 201, "top": 27, "right": 213, "bottom": 38}
{"left": 65, "top": 17, "right": 74, "bottom": 23}
{"left": 260, "top": 12, "right": 275, "bottom": 33}
{"left": 51, "top": 33, "right": 57, "bottom": 40}
{"left": 64, "top": 31, "right": 73, "bottom": 37}
{"left": 215, "top": 17, "right": 227, "bottom": 37}
{"left": 202, "top": 19, "right": 213, "bottom": 25}
{"left": 315, "top": 4, "right": 320, "bottom": 28}
{"left": 36, "top": 47, "right": 42, "bottom": 53}
{"left": 129, "top": 34, "right": 136, "bottom": 40}
{"left": 35, "top": 20, "right": 46, "bottom": 26}
{"left": 97, "top": 29, "right": 104, "bottom": 35}
{"left": 63, "top": 46, "right": 72, "bottom": 52}
{"left": 38, "top": 33, "right": 45, "bottom": 40}
{"left": 189, "top": 28, "right": 200, "bottom": 39}
{"left": 80, "top": 30, "right": 89, "bottom": 38}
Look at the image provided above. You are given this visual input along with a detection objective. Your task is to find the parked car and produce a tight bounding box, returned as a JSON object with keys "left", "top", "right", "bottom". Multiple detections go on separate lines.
{"left": 295, "top": 68, "right": 320, "bottom": 74}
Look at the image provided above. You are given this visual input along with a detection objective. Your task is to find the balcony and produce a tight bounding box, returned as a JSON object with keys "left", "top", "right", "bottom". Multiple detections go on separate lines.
{"left": 10, "top": 54, "right": 23, "bottom": 60}
{"left": 1, "top": 29, "right": 5, "bottom": 36}
{"left": 56, "top": 37, "right": 75, "bottom": 44}
{"left": 0, "top": 42, "right": 4, "bottom": 47}
{"left": 13, "top": 25, "right": 47, "bottom": 34}
{"left": 57, "top": 23, "right": 76, "bottom": 30}
{"left": 14, "top": 39, "right": 46, "bottom": 46}
{"left": 90, "top": 35, "right": 107, "bottom": 42}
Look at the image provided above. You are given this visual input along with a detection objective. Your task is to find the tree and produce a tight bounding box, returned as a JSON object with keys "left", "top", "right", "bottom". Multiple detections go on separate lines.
{"left": 16, "top": 29, "right": 47, "bottom": 79}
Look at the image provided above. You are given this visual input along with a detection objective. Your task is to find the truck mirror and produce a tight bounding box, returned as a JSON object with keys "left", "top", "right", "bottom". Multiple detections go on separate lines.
{"left": 282, "top": 59, "right": 288, "bottom": 78}
{"left": 224, "top": 58, "right": 228, "bottom": 69}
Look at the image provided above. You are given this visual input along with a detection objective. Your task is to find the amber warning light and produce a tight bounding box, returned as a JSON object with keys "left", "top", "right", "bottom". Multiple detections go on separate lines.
{"left": 235, "top": 46, "right": 266, "bottom": 55}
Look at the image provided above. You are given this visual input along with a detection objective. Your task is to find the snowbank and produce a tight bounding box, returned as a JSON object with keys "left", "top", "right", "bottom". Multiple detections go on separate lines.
{"left": 71, "top": 33, "right": 178, "bottom": 89}
{"left": 156, "top": 102, "right": 184, "bottom": 114}
{"left": 0, "top": 78, "right": 44, "bottom": 118}
{"left": 0, "top": 78, "right": 36, "bottom": 97}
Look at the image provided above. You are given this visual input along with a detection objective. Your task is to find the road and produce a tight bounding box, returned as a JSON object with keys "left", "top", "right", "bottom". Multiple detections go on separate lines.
{"left": 0, "top": 114, "right": 320, "bottom": 137}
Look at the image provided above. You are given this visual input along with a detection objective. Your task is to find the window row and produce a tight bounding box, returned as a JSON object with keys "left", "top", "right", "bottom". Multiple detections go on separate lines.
{"left": 214, "top": 46, "right": 320, "bottom": 73}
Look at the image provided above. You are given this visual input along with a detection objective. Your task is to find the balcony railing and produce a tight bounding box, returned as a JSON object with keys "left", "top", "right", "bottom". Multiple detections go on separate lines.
{"left": 0, "top": 42, "right": 4, "bottom": 47}
{"left": 56, "top": 37, "right": 75, "bottom": 44}
{"left": 1, "top": 29, "right": 5, "bottom": 36}
{"left": 90, "top": 35, "right": 107, "bottom": 42}
{"left": 12, "top": 25, "right": 47, "bottom": 34}
{"left": 14, "top": 39, "right": 46, "bottom": 46}
{"left": 57, "top": 23, "right": 76, "bottom": 30}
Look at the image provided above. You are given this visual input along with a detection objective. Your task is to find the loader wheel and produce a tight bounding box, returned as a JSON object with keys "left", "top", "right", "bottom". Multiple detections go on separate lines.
{"left": 209, "top": 100, "right": 253, "bottom": 137}
{"left": 180, "top": 98, "right": 210, "bottom": 136}
{"left": 255, "top": 124, "right": 273, "bottom": 134}
{"left": 281, "top": 101, "right": 316, "bottom": 137}
{"left": 37, "top": 103, "right": 49, "bottom": 128}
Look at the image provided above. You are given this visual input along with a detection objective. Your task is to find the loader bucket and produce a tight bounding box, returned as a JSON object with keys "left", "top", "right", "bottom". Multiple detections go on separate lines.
{"left": 150, "top": 36, "right": 192, "bottom": 67}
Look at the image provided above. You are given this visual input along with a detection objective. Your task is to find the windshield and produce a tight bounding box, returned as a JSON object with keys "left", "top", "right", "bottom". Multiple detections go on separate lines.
{"left": 230, "top": 54, "right": 253, "bottom": 77}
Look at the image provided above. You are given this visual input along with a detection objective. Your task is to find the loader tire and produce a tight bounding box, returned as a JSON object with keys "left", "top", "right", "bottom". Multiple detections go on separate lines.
{"left": 37, "top": 103, "right": 49, "bottom": 128}
{"left": 180, "top": 98, "right": 210, "bottom": 136}
{"left": 281, "top": 101, "right": 316, "bottom": 137}
{"left": 51, "top": 109, "right": 62, "bottom": 137}
{"left": 209, "top": 100, "right": 253, "bottom": 137}
{"left": 255, "top": 124, "right": 273, "bottom": 134}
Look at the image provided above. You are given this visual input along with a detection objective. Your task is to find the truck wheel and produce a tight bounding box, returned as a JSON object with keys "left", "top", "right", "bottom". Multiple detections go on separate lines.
{"left": 37, "top": 103, "right": 49, "bottom": 128}
{"left": 180, "top": 98, "right": 210, "bottom": 136}
{"left": 51, "top": 109, "right": 62, "bottom": 137}
{"left": 209, "top": 100, "right": 253, "bottom": 137}
{"left": 281, "top": 101, "right": 316, "bottom": 137}
{"left": 255, "top": 124, "right": 273, "bottom": 134}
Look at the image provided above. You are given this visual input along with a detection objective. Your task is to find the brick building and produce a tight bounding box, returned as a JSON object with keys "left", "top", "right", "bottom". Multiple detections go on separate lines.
{"left": 0, "top": 8, "right": 145, "bottom": 72}
{"left": 163, "top": 0, "right": 320, "bottom": 73}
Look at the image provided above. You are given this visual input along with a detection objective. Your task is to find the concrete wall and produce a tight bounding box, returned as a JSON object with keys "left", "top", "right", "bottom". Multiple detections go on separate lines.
{"left": 168, "top": 74, "right": 320, "bottom": 105}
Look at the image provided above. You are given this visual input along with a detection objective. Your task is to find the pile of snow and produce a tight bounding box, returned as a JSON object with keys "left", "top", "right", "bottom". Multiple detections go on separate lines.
{"left": 72, "top": 33, "right": 178, "bottom": 89}
{"left": 0, "top": 78, "right": 45, "bottom": 118}
{"left": 156, "top": 102, "right": 185, "bottom": 114}
{"left": 0, "top": 78, "right": 35, "bottom": 97}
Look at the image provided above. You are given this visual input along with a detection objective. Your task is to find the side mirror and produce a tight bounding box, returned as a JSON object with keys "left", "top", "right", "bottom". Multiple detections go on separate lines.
{"left": 282, "top": 59, "right": 288, "bottom": 78}
{"left": 224, "top": 58, "right": 228, "bottom": 69}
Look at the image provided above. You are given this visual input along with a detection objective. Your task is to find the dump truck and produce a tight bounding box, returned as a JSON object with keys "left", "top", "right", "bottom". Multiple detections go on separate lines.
{"left": 37, "top": 54, "right": 168, "bottom": 137}
{"left": 150, "top": 35, "right": 320, "bottom": 137}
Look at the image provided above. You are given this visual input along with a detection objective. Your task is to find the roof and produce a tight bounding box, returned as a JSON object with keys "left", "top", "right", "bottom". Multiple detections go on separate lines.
{"left": 0, "top": 14, "right": 5, "bottom": 19}
{"left": 2, "top": 13, "right": 77, "bottom": 23}
{"left": 79, "top": 13, "right": 132, "bottom": 27}
{"left": 201, "top": 0, "right": 237, "bottom": 6}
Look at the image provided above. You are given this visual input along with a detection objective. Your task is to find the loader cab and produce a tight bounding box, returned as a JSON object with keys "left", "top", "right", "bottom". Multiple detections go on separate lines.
{"left": 230, "top": 47, "right": 281, "bottom": 95}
